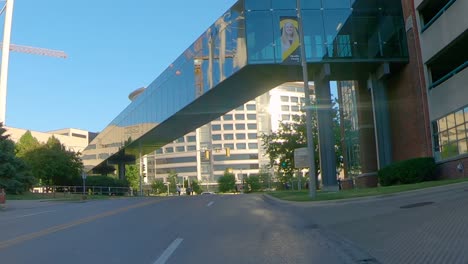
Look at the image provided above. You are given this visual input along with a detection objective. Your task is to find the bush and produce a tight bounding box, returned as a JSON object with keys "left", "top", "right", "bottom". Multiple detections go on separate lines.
{"left": 378, "top": 157, "right": 436, "bottom": 186}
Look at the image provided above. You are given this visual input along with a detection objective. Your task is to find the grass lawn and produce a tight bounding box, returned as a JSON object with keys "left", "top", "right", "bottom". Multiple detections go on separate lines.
{"left": 6, "top": 192, "right": 115, "bottom": 201}
{"left": 268, "top": 177, "right": 468, "bottom": 202}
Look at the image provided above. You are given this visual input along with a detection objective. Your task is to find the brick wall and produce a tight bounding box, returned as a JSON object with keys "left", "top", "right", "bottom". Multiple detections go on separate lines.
{"left": 386, "top": 0, "right": 432, "bottom": 162}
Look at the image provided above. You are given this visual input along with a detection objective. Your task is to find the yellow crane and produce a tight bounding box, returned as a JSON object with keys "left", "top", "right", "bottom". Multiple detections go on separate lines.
{"left": 0, "top": 0, "right": 67, "bottom": 124}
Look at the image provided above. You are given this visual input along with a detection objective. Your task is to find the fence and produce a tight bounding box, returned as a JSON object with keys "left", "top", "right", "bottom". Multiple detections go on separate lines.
{"left": 32, "top": 186, "right": 132, "bottom": 197}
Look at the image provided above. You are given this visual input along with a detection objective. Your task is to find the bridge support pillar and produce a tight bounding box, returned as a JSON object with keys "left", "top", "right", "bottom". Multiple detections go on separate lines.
{"left": 314, "top": 64, "right": 339, "bottom": 192}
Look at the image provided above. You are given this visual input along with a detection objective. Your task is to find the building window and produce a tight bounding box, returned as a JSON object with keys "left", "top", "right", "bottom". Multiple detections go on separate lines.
{"left": 212, "top": 134, "right": 222, "bottom": 141}
{"left": 282, "top": 114, "right": 291, "bottom": 121}
{"left": 224, "top": 143, "right": 234, "bottom": 149}
{"left": 235, "top": 114, "right": 245, "bottom": 120}
{"left": 236, "top": 143, "right": 247, "bottom": 149}
{"left": 291, "top": 97, "right": 298, "bottom": 103}
{"left": 433, "top": 106, "right": 468, "bottom": 160}
{"left": 249, "top": 143, "right": 258, "bottom": 149}
{"left": 291, "top": 105, "right": 300, "bottom": 112}
{"left": 236, "top": 105, "right": 244, "bottom": 111}
{"left": 223, "top": 124, "right": 233, "bottom": 130}
{"left": 224, "top": 134, "right": 234, "bottom": 140}
{"left": 235, "top": 124, "right": 246, "bottom": 130}
{"left": 165, "top": 147, "right": 174, "bottom": 153}
{"left": 236, "top": 133, "right": 246, "bottom": 140}
{"left": 175, "top": 137, "right": 184, "bottom": 143}
{"left": 187, "top": 135, "right": 196, "bottom": 142}
{"left": 281, "top": 105, "right": 290, "bottom": 111}
{"left": 246, "top": 104, "right": 256, "bottom": 111}
{"left": 223, "top": 114, "right": 233, "bottom": 121}
{"left": 187, "top": 145, "right": 196, "bottom": 151}
{"left": 280, "top": 96, "right": 289, "bottom": 102}
{"left": 247, "top": 124, "right": 257, "bottom": 130}
{"left": 176, "top": 146, "right": 185, "bottom": 152}
{"left": 247, "top": 114, "right": 256, "bottom": 120}
{"left": 248, "top": 133, "right": 257, "bottom": 139}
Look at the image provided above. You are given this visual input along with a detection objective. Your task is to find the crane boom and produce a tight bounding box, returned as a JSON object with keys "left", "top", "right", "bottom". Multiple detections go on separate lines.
{"left": 0, "top": 43, "right": 67, "bottom": 59}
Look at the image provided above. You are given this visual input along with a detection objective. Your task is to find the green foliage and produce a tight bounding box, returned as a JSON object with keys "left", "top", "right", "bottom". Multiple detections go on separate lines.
{"left": 15, "top": 131, "right": 40, "bottom": 158}
{"left": 378, "top": 157, "right": 437, "bottom": 186}
{"left": 167, "top": 170, "right": 178, "bottom": 193}
{"left": 183, "top": 178, "right": 202, "bottom": 194}
{"left": 125, "top": 164, "right": 139, "bottom": 190}
{"left": 245, "top": 175, "right": 261, "bottom": 192}
{"left": 190, "top": 180, "right": 202, "bottom": 194}
{"left": 85, "top": 176, "right": 128, "bottom": 187}
{"left": 218, "top": 170, "right": 236, "bottom": 192}
{"left": 258, "top": 166, "right": 273, "bottom": 189}
{"left": 261, "top": 99, "right": 342, "bottom": 186}
{"left": 0, "top": 123, "right": 36, "bottom": 194}
{"left": 22, "top": 136, "right": 83, "bottom": 186}
{"left": 151, "top": 179, "right": 166, "bottom": 194}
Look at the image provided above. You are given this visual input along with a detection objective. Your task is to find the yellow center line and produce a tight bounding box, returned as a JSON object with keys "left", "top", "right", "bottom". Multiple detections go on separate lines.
{"left": 0, "top": 198, "right": 164, "bottom": 250}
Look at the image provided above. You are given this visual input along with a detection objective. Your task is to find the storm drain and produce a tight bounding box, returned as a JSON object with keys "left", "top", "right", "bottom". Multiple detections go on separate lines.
{"left": 400, "top": 201, "right": 434, "bottom": 209}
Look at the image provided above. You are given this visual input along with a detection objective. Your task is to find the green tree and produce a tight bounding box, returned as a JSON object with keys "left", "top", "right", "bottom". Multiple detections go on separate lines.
{"left": 151, "top": 179, "right": 166, "bottom": 195}
{"left": 218, "top": 169, "right": 236, "bottom": 193}
{"left": 261, "top": 100, "right": 342, "bottom": 187}
{"left": 258, "top": 165, "right": 273, "bottom": 189}
{"left": 167, "top": 170, "right": 178, "bottom": 193}
{"left": 15, "top": 131, "right": 40, "bottom": 158}
{"left": 24, "top": 136, "right": 82, "bottom": 186}
{"left": 245, "top": 175, "right": 261, "bottom": 192}
{"left": 184, "top": 178, "right": 202, "bottom": 194}
{"left": 125, "top": 164, "right": 139, "bottom": 190}
{"left": 0, "top": 123, "right": 36, "bottom": 193}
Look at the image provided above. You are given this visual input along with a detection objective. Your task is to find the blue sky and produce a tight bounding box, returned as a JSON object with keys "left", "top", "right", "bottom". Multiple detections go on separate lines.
{"left": 3, "top": 0, "right": 237, "bottom": 132}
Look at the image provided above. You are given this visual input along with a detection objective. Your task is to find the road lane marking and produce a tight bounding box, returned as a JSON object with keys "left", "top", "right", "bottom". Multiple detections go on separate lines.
{"left": 0, "top": 199, "right": 163, "bottom": 250}
{"left": 153, "top": 238, "right": 183, "bottom": 264}
{"left": 13, "top": 210, "right": 56, "bottom": 219}
{"left": 207, "top": 201, "right": 214, "bottom": 207}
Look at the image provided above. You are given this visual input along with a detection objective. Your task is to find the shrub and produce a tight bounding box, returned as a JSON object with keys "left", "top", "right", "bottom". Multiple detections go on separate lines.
{"left": 378, "top": 157, "right": 436, "bottom": 186}
{"left": 85, "top": 176, "right": 128, "bottom": 187}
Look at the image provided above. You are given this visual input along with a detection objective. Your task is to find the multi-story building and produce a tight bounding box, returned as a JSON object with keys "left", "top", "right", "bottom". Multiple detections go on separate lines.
{"left": 412, "top": 0, "right": 468, "bottom": 175}
{"left": 5, "top": 127, "right": 93, "bottom": 153}
{"left": 142, "top": 82, "right": 311, "bottom": 186}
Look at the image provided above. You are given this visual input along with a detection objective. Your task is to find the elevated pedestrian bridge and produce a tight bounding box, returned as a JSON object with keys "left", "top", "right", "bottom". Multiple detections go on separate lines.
{"left": 82, "top": 0, "right": 408, "bottom": 188}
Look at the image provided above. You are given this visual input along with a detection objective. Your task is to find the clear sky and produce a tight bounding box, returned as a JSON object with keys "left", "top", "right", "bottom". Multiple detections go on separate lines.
{"left": 2, "top": 0, "right": 237, "bottom": 132}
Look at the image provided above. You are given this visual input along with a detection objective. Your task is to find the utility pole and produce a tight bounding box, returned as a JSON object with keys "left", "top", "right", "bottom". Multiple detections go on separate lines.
{"left": 296, "top": 0, "right": 317, "bottom": 198}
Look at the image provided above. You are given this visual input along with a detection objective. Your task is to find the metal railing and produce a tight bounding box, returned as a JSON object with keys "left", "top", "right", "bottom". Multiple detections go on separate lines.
{"left": 421, "top": 0, "right": 457, "bottom": 33}
{"left": 32, "top": 186, "right": 132, "bottom": 196}
{"left": 429, "top": 61, "right": 468, "bottom": 89}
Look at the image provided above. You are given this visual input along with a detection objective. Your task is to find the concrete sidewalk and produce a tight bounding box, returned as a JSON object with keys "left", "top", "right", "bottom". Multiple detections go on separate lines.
{"left": 264, "top": 181, "right": 468, "bottom": 264}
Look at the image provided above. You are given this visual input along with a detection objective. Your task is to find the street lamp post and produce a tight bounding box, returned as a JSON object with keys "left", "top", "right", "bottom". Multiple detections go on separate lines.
{"left": 81, "top": 171, "right": 87, "bottom": 198}
{"left": 296, "top": 0, "right": 317, "bottom": 198}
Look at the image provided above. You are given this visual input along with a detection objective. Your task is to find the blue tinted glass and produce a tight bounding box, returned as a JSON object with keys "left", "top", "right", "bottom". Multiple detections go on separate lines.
{"left": 272, "top": 0, "right": 295, "bottom": 10}
{"left": 245, "top": 0, "right": 270, "bottom": 10}
{"left": 322, "top": 9, "right": 352, "bottom": 58}
{"left": 302, "top": 10, "right": 325, "bottom": 60}
{"left": 246, "top": 11, "right": 276, "bottom": 64}
{"left": 301, "top": 0, "right": 322, "bottom": 9}
{"left": 323, "top": 0, "right": 351, "bottom": 9}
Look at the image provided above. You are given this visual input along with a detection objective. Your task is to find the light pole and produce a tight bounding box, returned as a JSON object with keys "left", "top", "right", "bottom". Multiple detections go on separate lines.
{"left": 296, "top": 0, "right": 317, "bottom": 198}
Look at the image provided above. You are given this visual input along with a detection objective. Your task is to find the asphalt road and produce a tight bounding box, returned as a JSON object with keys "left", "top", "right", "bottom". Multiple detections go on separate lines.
{"left": 0, "top": 194, "right": 360, "bottom": 264}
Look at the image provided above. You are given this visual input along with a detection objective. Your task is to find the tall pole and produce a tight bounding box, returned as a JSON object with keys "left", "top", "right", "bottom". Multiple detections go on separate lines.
{"left": 139, "top": 144, "right": 143, "bottom": 196}
{"left": 296, "top": 0, "right": 317, "bottom": 198}
{"left": 0, "top": 0, "right": 15, "bottom": 124}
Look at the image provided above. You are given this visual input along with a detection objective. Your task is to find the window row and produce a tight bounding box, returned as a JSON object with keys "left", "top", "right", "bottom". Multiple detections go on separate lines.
{"left": 433, "top": 105, "right": 468, "bottom": 160}
{"left": 212, "top": 123, "right": 258, "bottom": 131}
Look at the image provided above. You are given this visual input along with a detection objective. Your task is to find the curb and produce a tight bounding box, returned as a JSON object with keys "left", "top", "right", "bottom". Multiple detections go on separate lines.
{"left": 263, "top": 180, "right": 468, "bottom": 207}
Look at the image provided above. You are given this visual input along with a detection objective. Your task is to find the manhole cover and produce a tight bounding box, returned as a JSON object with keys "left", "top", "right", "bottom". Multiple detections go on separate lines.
{"left": 400, "top": 201, "right": 434, "bottom": 209}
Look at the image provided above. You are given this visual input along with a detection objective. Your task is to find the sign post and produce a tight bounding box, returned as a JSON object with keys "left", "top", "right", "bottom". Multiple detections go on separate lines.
{"left": 81, "top": 171, "right": 87, "bottom": 198}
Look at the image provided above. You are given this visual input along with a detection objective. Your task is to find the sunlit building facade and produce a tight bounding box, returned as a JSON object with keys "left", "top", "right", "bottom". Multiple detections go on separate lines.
{"left": 141, "top": 82, "right": 310, "bottom": 186}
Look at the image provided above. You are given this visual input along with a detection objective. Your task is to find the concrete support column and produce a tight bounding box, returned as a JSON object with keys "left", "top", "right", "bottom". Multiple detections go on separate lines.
{"left": 368, "top": 63, "right": 393, "bottom": 169}
{"left": 314, "top": 64, "right": 338, "bottom": 191}
{"left": 356, "top": 80, "right": 378, "bottom": 174}
{"left": 118, "top": 163, "right": 126, "bottom": 181}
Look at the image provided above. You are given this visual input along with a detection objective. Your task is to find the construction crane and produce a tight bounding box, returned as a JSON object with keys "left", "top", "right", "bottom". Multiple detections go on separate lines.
{"left": 0, "top": 0, "right": 67, "bottom": 124}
